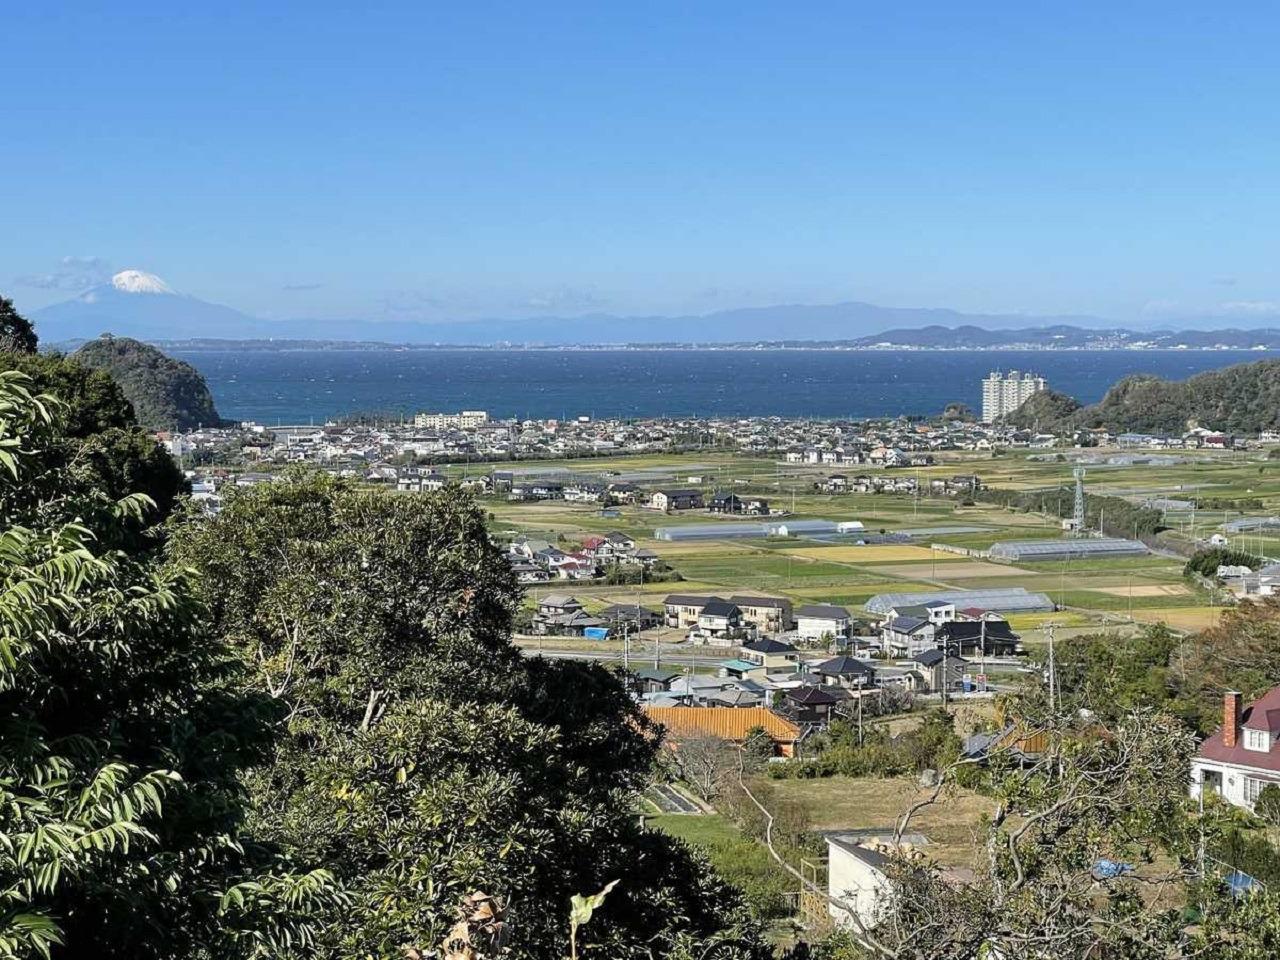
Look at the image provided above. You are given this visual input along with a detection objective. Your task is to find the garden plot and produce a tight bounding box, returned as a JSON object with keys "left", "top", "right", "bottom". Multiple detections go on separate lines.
{"left": 874, "top": 561, "right": 1035, "bottom": 580}
{"left": 1088, "top": 584, "right": 1192, "bottom": 597}
{"left": 780, "top": 544, "right": 946, "bottom": 564}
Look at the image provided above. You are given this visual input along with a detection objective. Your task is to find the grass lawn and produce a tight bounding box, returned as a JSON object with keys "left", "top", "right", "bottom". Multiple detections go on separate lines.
{"left": 649, "top": 813, "right": 797, "bottom": 922}
{"left": 763, "top": 775, "right": 994, "bottom": 868}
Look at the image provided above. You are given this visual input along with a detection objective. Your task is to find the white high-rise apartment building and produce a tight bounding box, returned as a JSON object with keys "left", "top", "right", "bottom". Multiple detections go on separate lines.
{"left": 413, "top": 410, "right": 490, "bottom": 431}
{"left": 981, "top": 371, "right": 1046, "bottom": 422}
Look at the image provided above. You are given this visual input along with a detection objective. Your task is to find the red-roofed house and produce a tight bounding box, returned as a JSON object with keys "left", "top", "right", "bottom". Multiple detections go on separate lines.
{"left": 1191, "top": 687, "right": 1280, "bottom": 809}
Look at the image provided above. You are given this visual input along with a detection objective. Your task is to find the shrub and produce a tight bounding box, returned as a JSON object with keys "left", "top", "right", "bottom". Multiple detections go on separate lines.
{"left": 1255, "top": 784, "right": 1280, "bottom": 826}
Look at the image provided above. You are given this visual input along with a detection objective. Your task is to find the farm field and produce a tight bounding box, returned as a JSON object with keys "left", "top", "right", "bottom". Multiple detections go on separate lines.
{"left": 486, "top": 446, "right": 1280, "bottom": 631}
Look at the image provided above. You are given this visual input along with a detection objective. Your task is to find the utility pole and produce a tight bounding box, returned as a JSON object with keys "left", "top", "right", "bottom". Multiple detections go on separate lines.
{"left": 857, "top": 683, "right": 864, "bottom": 745}
{"left": 980, "top": 617, "right": 987, "bottom": 693}
{"left": 1045, "top": 621, "right": 1058, "bottom": 715}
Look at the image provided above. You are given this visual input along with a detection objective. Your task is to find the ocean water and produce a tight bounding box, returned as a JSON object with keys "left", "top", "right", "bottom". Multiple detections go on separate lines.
{"left": 169, "top": 348, "right": 1270, "bottom": 424}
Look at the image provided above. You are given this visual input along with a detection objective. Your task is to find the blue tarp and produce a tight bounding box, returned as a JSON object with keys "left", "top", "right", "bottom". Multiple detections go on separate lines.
{"left": 583, "top": 626, "right": 610, "bottom": 640}
{"left": 1227, "top": 870, "right": 1262, "bottom": 897}
{"left": 1092, "top": 859, "right": 1133, "bottom": 880}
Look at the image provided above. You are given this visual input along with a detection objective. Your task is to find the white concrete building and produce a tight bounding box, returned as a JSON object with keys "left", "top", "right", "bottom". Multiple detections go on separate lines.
{"left": 794, "top": 603, "right": 852, "bottom": 641}
{"left": 981, "top": 370, "right": 1047, "bottom": 422}
{"left": 825, "top": 834, "right": 896, "bottom": 930}
{"left": 413, "top": 410, "right": 489, "bottom": 430}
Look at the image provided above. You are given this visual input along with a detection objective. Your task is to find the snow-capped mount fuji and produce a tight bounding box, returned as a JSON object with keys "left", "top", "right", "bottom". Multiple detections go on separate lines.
{"left": 108, "top": 269, "right": 175, "bottom": 295}
{"left": 35, "top": 270, "right": 262, "bottom": 342}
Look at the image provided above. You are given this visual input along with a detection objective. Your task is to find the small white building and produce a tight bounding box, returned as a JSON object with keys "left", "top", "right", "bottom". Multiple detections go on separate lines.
{"left": 824, "top": 832, "right": 912, "bottom": 930}
{"left": 1191, "top": 688, "right": 1280, "bottom": 809}
{"left": 794, "top": 603, "right": 852, "bottom": 641}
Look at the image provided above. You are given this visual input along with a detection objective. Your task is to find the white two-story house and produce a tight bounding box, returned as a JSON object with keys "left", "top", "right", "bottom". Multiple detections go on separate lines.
{"left": 1191, "top": 687, "right": 1280, "bottom": 809}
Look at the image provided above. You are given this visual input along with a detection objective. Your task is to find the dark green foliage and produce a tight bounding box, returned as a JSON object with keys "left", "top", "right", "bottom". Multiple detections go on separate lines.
{"left": 168, "top": 473, "right": 767, "bottom": 958}
{"left": 1004, "top": 388, "right": 1081, "bottom": 429}
{"left": 1254, "top": 787, "right": 1280, "bottom": 827}
{"left": 0, "top": 352, "right": 187, "bottom": 526}
{"left": 1051, "top": 624, "right": 1187, "bottom": 722}
{"left": 1175, "top": 598, "right": 1280, "bottom": 735}
{"left": 767, "top": 711, "right": 960, "bottom": 779}
{"left": 0, "top": 294, "right": 38, "bottom": 353}
{"left": 0, "top": 350, "right": 134, "bottom": 436}
{"left": 1185, "top": 547, "right": 1263, "bottom": 579}
{"left": 1020, "top": 359, "right": 1280, "bottom": 435}
{"left": 0, "top": 372, "right": 336, "bottom": 958}
{"left": 972, "top": 484, "right": 1163, "bottom": 538}
{"left": 75, "top": 335, "right": 223, "bottom": 431}
{"left": 1196, "top": 496, "right": 1264, "bottom": 511}
{"left": 604, "top": 560, "right": 680, "bottom": 584}
{"left": 941, "top": 402, "right": 975, "bottom": 422}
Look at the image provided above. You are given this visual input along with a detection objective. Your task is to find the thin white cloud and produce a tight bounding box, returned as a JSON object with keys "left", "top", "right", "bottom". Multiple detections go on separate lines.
{"left": 1140, "top": 298, "right": 1181, "bottom": 316}
{"left": 523, "top": 286, "right": 607, "bottom": 311}
{"left": 15, "top": 255, "right": 112, "bottom": 291}
{"left": 1220, "top": 300, "right": 1280, "bottom": 317}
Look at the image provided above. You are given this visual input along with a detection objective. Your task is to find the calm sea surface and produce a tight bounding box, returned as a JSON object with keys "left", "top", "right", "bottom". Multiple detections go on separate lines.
{"left": 168, "top": 348, "right": 1270, "bottom": 424}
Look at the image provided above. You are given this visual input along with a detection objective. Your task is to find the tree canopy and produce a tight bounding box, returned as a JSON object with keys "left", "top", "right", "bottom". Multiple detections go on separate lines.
{"left": 1004, "top": 358, "right": 1280, "bottom": 435}
{"left": 168, "top": 473, "right": 768, "bottom": 959}
{"left": 0, "top": 351, "right": 187, "bottom": 525}
{"left": 0, "top": 295, "right": 38, "bottom": 354}
{"left": 74, "top": 336, "right": 223, "bottom": 431}
{"left": 1004, "top": 387, "right": 1081, "bottom": 429}
{"left": 0, "top": 371, "right": 336, "bottom": 958}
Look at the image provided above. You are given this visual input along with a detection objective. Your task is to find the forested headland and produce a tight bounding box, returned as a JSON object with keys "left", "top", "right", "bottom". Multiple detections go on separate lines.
{"left": 1007, "top": 357, "right": 1280, "bottom": 434}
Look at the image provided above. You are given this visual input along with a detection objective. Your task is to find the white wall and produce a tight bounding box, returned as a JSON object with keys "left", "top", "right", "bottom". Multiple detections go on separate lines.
{"left": 798, "top": 617, "right": 846, "bottom": 640}
{"left": 827, "top": 844, "right": 890, "bottom": 929}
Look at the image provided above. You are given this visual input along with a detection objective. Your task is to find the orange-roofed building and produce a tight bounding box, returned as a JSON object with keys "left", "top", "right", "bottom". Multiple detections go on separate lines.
{"left": 644, "top": 706, "right": 802, "bottom": 757}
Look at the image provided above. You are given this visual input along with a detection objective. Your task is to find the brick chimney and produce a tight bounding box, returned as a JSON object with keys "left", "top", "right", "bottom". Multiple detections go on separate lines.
{"left": 1224, "top": 691, "right": 1243, "bottom": 748}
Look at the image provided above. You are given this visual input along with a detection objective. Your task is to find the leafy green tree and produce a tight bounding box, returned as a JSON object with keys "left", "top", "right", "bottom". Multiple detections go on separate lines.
{"left": 1254, "top": 785, "right": 1280, "bottom": 827}
{"left": 0, "top": 371, "right": 336, "bottom": 959}
{"left": 1003, "top": 387, "right": 1081, "bottom": 430}
{"left": 1173, "top": 598, "right": 1280, "bottom": 734}
{"left": 1050, "top": 623, "right": 1186, "bottom": 721}
{"left": 815, "top": 709, "right": 1255, "bottom": 959}
{"left": 74, "top": 335, "right": 223, "bottom": 431}
{"left": 169, "top": 473, "right": 768, "bottom": 959}
{"left": 1184, "top": 547, "right": 1263, "bottom": 579}
{"left": 0, "top": 351, "right": 133, "bottom": 436}
{"left": 0, "top": 352, "right": 187, "bottom": 526}
{"left": 0, "top": 295, "right": 38, "bottom": 354}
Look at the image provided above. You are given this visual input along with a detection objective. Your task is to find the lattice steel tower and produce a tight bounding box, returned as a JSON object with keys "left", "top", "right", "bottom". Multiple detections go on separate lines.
{"left": 1072, "top": 467, "right": 1087, "bottom": 535}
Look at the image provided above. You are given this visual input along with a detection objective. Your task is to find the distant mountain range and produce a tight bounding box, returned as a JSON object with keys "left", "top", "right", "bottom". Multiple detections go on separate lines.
{"left": 30, "top": 270, "right": 1280, "bottom": 350}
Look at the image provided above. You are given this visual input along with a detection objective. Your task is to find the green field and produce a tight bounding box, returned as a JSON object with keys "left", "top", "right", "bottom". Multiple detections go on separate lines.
{"left": 484, "top": 447, "right": 1280, "bottom": 630}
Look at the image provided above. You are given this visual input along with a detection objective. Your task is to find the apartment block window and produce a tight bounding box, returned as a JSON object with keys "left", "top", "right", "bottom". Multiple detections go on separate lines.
{"left": 1245, "top": 728, "right": 1271, "bottom": 752}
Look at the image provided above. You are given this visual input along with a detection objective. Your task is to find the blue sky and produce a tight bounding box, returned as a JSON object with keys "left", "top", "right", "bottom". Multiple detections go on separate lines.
{"left": 4, "top": 2, "right": 1280, "bottom": 326}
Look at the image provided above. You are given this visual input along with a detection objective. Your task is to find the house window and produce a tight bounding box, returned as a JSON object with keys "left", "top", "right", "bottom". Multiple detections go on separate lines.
{"left": 1245, "top": 777, "right": 1271, "bottom": 806}
{"left": 1245, "top": 728, "right": 1271, "bottom": 753}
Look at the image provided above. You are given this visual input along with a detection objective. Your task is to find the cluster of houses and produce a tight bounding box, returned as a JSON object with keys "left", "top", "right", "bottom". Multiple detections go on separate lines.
{"left": 161, "top": 406, "right": 1280, "bottom": 487}
{"left": 878, "top": 600, "right": 1023, "bottom": 658}
{"left": 815, "top": 473, "right": 981, "bottom": 496}
{"left": 660, "top": 594, "right": 850, "bottom": 644}
{"left": 787, "top": 447, "right": 935, "bottom": 468}
{"left": 506, "top": 531, "right": 659, "bottom": 584}
{"left": 500, "top": 480, "right": 772, "bottom": 515}
{"left": 635, "top": 622, "right": 1011, "bottom": 753}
